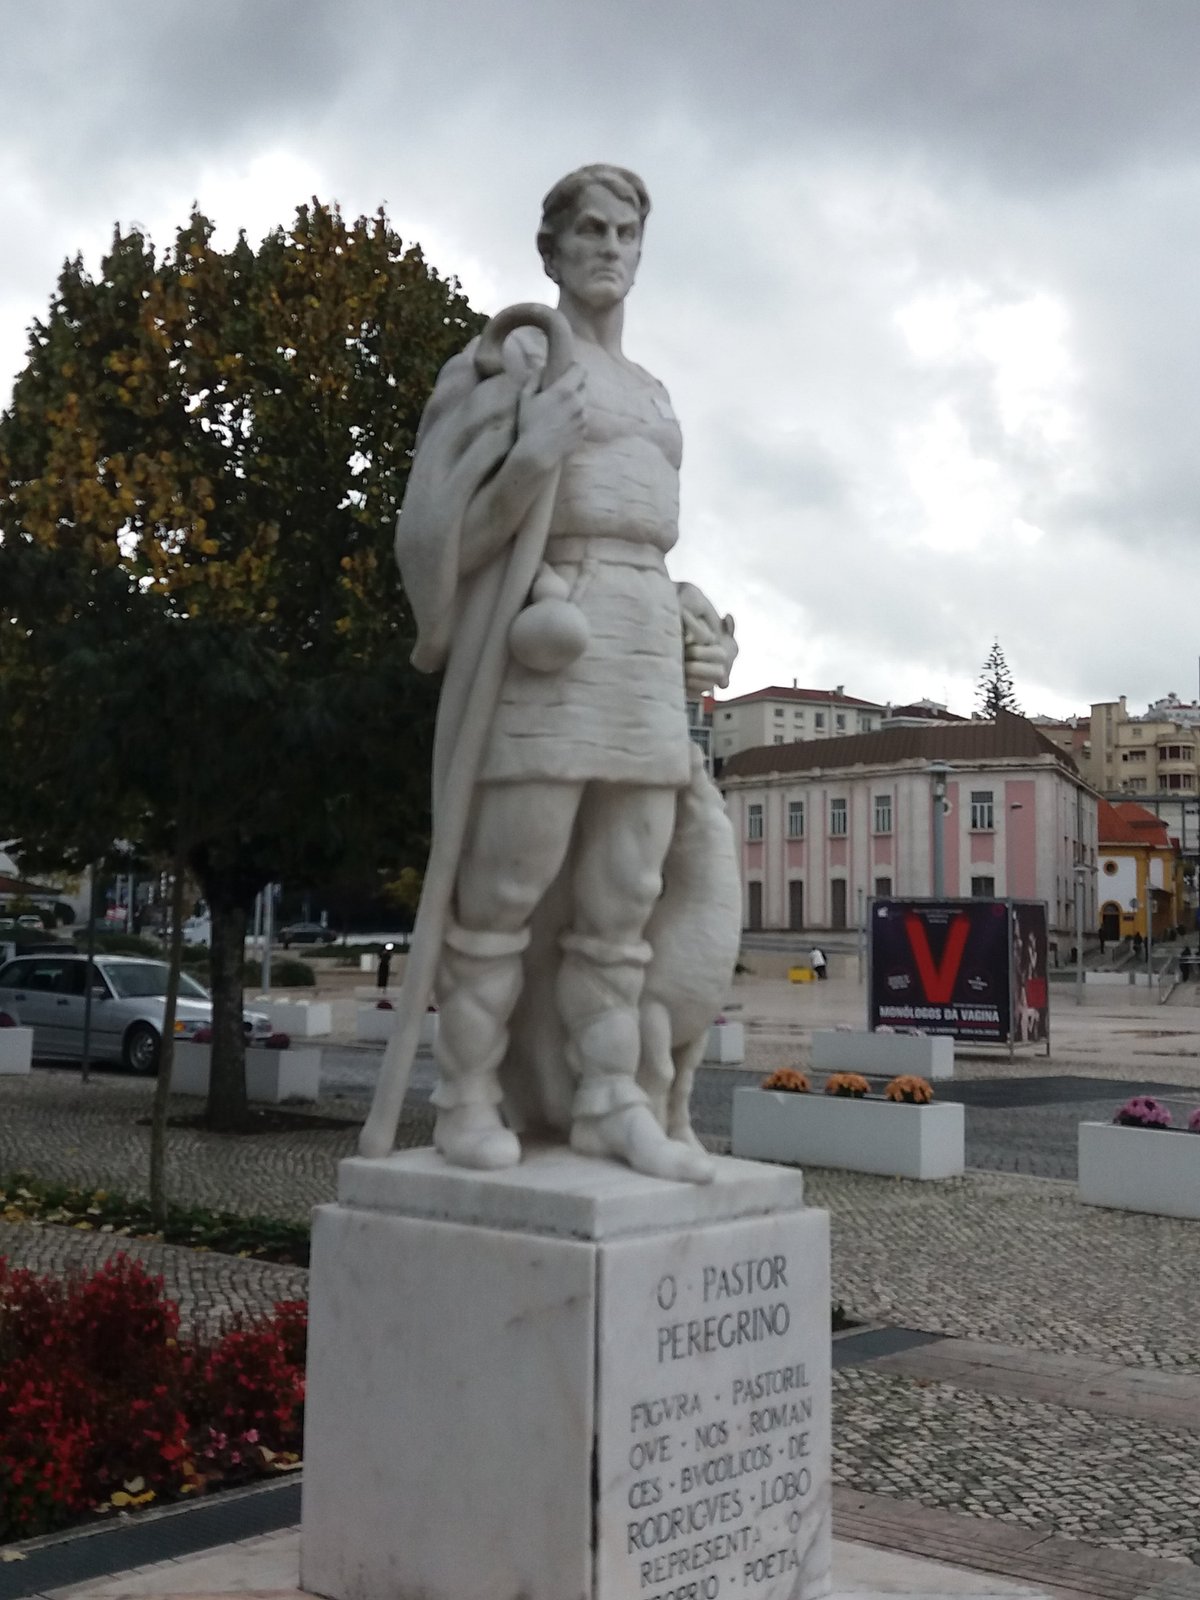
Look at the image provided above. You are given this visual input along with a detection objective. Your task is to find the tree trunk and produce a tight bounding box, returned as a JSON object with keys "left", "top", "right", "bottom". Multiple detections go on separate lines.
{"left": 149, "top": 852, "right": 187, "bottom": 1228}
{"left": 207, "top": 893, "right": 249, "bottom": 1130}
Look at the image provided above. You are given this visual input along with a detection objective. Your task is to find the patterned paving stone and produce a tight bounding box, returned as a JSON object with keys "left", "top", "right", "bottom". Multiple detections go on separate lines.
{"left": 806, "top": 1168, "right": 1200, "bottom": 1371}
{"left": 0, "top": 1219, "right": 306, "bottom": 1338}
{"left": 834, "top": 1365, "right": 1200, "bottom": 1564}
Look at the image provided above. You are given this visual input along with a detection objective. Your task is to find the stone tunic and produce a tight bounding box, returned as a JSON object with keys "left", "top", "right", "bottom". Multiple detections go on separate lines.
{"left": 478, "top": 341, "right": 692, "bottom": 787}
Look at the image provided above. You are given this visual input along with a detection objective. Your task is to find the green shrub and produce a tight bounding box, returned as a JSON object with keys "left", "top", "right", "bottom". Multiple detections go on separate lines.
{"left": 74, "top": 931, "right": 162, "bottom": 957}
{"left": 241, "top": 958, "right": 315, "bottom": 987}
{"left": 273, "top": 958, "right": 316, "bottom": 987}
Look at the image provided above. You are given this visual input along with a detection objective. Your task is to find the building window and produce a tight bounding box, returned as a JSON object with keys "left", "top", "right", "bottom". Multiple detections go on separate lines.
{"left": 774, "top": 735, "right": 784, "bottom": 744}
{"left": 829, "top": 798, "right": 847, "bottom": 836}
{"left": 873, "top": 794, "right": 892, "bottom": 834}
{"left": 874, "top": 875, "right": 893, "bottom": 898}
{"left": 971, "top": 875, "right": 995, "bottom": 898}
{"left": 970, "top": 790, "right": 994, "bottom": 831}
{"left": 814, "top": 713, "right": 825, "bottom": 730}
{"left": 1124, "top": 749, "right": 1146, "bottom": 762}
{"left": 747, "top": 804, "right": 763, "bottom": 841}
{"left": 858, "top": 715, "right": 873, "bottom": 732}
{"left": 1127, "top": 777, "right": 1147, "bottom": 792}
{"left": 774, "top": 707, "right": 784, "bottom": 718}
{"left": 722, "top": 711, "right": 732, "bottom": 721}
{"left": 835, "top": 713, "right": 846, "bottom": 730}
{"left": 1166, "top": 772, "right": 1195, "bottom": 790}
{"left": 787, "top": 801, "right": 805, "bottom": 839}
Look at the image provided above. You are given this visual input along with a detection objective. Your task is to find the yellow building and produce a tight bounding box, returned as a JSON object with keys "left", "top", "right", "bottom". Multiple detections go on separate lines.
{"left": 1096, "top": 800, "right": 1183, "bottom": 942}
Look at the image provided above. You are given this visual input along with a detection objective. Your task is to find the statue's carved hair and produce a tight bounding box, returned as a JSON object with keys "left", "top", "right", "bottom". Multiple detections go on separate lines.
{"left": 537, "top": 165, "right": 650, "bottom": 270}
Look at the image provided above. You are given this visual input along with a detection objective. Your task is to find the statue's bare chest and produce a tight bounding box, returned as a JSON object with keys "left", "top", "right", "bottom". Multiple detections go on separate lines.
{"left": 580, "top": 349, "right": 682, "bottom": 470}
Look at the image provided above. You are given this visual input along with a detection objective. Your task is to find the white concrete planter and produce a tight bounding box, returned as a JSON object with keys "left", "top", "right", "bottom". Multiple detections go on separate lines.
{"left": 355, "top": 1004, "right": 439, "bottom": 1047}
{"left": 703, "top": 1020, "right": 745, "bottom": 1064}
{"left": 0, "top": 1026, "right": 33, "bottom": 1075}
{"left": 813, "top": 1029, "right": 954, "bottom": 1081}
{"left": 252, "top": 998, "right": 332, "bottom": 1038}
{"left": 170, "top": 1041, "right": 322, "bottom": 1103}
{"left": 731, "top": 1087, "right": 965, "bottom": 1179}
{"left": 1078, "top": 1121, "right": 1200, "bottom": 1219}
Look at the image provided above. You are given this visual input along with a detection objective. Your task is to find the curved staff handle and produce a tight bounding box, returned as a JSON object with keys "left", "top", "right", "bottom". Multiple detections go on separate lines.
{"left": 358, "top": 303, "right": 575, "bottom": 1161}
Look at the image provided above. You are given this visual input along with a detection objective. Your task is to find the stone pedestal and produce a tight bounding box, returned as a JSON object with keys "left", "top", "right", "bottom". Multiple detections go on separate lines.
{"left": 301, "top": 1148, "right": 831, "bottom": 1600}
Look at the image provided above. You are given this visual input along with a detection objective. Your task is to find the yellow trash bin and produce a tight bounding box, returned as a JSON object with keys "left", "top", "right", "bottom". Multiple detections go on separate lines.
{"left": 788, "top": 966, "right": 815, "bottom": 983}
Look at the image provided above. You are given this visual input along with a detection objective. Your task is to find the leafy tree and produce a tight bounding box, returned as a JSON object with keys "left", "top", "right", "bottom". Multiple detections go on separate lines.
{"left": 0, "top": 202, "right": 483, "bottom": 1128}
{"left": 976, "top": 639, "right": 1022, "bottom": 719}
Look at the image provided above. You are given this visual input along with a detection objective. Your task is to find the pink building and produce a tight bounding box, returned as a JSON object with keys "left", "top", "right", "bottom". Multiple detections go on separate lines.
{"left": 720, "top": 711, "right": 1098, "bottom": 938}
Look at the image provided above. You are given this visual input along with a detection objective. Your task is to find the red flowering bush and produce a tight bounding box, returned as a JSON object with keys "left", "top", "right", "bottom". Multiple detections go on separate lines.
{"left": 188, "top": 1320, "right": 305, "bottom": 1477}
{"left": 0, "top": 1255, "right": 307, "bottom": 1540}
{"left": 0, "top": 1371, "right": 93, "bottom": 1537}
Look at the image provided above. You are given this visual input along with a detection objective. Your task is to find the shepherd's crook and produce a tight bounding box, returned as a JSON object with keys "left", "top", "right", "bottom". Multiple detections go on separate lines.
{"left": 358, "top": 304, "right": 575, "bottom": 1160}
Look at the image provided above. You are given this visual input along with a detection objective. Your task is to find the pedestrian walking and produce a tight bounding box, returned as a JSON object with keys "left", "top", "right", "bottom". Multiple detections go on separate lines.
{"left": 810, "top": 945, "right": 827, "bottom": 981}
{"left": 377, "top": 942, "right": 394, "bottom": 990}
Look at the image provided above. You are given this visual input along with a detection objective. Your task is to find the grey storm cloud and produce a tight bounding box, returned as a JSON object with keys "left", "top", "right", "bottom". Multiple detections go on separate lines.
{"left": 5, "top": 0, "right": 1200, "bottom": 717}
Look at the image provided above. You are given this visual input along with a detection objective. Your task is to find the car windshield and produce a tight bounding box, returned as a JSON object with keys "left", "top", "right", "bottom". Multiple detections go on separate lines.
{"left": 102, "top": 961, "right": 209, "bottom": 1001}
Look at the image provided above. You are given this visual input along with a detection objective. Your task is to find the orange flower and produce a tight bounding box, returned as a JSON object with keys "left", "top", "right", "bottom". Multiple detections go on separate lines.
{"left": 884, "top": 1075, "right": 933, "bottom": 1104}
{"left": 824, "top": 1073, "right": 870, "bottom": 1098}
{"left": 761, "top": 1068, "right": 810, "bottom": 1094}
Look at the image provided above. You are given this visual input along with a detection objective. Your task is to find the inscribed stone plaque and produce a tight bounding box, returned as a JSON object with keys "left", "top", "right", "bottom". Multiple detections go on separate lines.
{"left": 595, "top": 1207, "right": 831, "bottom": 1600}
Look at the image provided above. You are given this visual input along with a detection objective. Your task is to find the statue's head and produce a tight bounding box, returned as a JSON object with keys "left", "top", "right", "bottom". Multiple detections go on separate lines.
{"left": 537, "top": 165, "right": 651, "bottom": 298}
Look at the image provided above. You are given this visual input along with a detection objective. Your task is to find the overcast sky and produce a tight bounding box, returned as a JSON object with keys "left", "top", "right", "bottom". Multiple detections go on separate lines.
{"left": 4, "top": 0, "right": 1199, "bottom": 719}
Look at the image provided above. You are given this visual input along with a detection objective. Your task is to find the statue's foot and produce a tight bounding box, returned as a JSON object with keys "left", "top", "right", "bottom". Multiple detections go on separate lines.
{"left": 571, "top": 1103, "right": 715, "bottom": 1184}
{"left": 435, "top": 1104, "right": 521, "bottom": 1171}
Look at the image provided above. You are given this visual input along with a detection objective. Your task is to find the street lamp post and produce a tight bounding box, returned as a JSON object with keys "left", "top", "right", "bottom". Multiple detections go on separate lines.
{"left": 1146, "top": 874, "right": 1154, "bottom": 986}
{"left": 929, "top": 762, "right": 951, "bottom": 898}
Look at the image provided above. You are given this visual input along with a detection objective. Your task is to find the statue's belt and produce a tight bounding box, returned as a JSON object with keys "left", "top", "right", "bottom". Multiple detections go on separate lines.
{"left": 542, "top": 534, "right": 670, "bottom": 570}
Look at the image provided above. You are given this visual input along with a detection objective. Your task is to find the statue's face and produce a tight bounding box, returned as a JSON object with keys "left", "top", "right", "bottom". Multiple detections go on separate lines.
{"left": 547, "top": 183, "right": 642, "bottom": 309}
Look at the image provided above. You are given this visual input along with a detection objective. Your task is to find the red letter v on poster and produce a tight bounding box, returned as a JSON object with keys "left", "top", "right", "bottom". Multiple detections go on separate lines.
{"left": 904, "top": 912, "right": 970, "bottom": 1004}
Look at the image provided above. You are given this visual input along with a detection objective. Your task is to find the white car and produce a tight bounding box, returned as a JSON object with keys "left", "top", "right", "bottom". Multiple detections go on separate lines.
{"left": 0, "top": 952, "right": 273, "bottom": 1073}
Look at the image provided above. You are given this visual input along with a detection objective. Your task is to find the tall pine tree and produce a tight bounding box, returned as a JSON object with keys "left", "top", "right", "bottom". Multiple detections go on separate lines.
{"left": 976, "top": 640, "right": 1021, "bottom": 718}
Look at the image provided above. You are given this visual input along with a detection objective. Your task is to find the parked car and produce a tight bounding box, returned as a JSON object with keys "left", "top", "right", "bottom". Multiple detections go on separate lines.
{"left": 0, "top": 953, "right": 273, "bottom": 1073}
{"left": 278, "top": 922, "right": 333, "bottom": 947}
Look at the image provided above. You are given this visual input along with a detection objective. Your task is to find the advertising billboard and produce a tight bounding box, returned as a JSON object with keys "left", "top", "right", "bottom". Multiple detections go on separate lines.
{"left": 869, "top": 898, "right": 1049, "bottom": 1045}
{"left": 1010, "top": 899, "right": 1050, "bottom": 1045}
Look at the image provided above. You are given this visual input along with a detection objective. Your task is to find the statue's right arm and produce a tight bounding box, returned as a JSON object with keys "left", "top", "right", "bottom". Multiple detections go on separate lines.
{"left": 458, "top": 359, "right": 587, "bottom": 576}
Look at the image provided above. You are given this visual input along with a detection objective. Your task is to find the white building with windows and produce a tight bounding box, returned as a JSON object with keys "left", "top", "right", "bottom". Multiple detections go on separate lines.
{"left": 711, "top": 684, "right": 886, "bottom": 764}
{"left": 720, "top": 711, "right": 1098, "bottom": 939}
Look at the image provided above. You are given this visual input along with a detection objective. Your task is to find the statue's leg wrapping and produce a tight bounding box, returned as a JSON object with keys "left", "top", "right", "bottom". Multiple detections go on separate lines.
{"left": 431, "top": 922, "right": 531, "bottom": 1169}
{"left": 558, "top": 931, "right": 653, "bottom": 1120}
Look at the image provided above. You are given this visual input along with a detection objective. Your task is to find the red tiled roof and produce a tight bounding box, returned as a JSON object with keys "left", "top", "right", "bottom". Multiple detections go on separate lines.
{"left": 720, "top": 709, "right": 1078, "bottom": 779}
{"left": 1098, "top": 800, "right": 1173, "bottom": 849}
{"left": 716, "top": 685, "right": 884, "bottom": 711}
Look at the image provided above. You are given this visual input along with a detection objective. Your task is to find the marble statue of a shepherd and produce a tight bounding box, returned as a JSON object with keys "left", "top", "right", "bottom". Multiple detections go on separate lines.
{"left": 385, "top": 165, "right": 740, "bottom": 1183}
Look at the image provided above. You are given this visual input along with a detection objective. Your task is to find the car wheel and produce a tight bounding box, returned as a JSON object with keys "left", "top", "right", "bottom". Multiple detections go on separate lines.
{"left": 123, "top": 1022, "right": 160, "bottom": 1075}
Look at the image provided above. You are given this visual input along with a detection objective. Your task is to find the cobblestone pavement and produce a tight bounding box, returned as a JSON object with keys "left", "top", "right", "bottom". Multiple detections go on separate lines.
{"left": 808, "top": 1168, "right": 1200, "bottom": 1369}
{"left": 0, "top": 1219, "right": 307, "bottom": 1339}
{"left": 5, "top": 1012, "right": 1200, "bottom": 1587}
{"left": 834, "top": 1365, "right": 1200, "bottom": 1563}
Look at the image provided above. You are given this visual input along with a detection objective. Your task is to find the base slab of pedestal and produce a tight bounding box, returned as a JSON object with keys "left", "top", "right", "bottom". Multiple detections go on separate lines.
{"left": 300, "top": 1148, "right": 832, "bottom": 1600}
